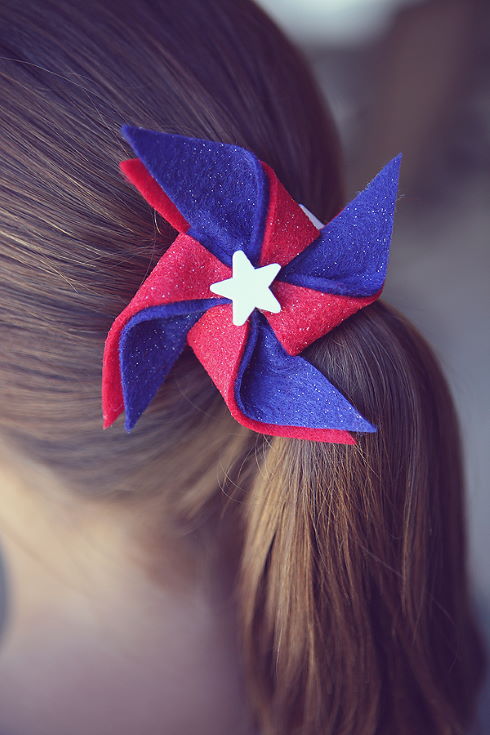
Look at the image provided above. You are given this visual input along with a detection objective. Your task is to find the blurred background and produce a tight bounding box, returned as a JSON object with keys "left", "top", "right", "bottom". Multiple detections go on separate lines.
{"left": 256, "top": 0, "right": 489, "bottom": 729}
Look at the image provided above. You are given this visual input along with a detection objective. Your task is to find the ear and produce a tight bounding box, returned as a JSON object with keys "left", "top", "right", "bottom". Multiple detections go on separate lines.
{"left": 121, "top": 125, "right": 268, "bottom": 266}
{"left": 279, "top": 155, "right": 402, "bottom": 296}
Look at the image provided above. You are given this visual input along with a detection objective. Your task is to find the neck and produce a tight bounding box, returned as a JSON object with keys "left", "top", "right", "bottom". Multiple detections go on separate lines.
{"left": 0, "top": 445, "right": 251, "bottom": 735}
{"left": 0, "top": 450, "right": 194, "bottom": 610}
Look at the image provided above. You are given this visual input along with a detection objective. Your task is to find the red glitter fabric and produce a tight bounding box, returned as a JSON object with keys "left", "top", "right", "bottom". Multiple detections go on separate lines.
{"left": 102, "top": 232, "right": 230, "bottom": 427}
{"left": 259, "top": 162, "right": 320, "bottom": 267}
{"left": 187, "top": 304, "right": 355, "bottom": 444}
{"left": 267, "top": 281, "right": 381, "bottom": 356}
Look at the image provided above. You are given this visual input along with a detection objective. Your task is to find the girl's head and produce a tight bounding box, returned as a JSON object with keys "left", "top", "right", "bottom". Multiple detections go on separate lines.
{"left": 0, "top": 0, "right": 485, "bottom": 733}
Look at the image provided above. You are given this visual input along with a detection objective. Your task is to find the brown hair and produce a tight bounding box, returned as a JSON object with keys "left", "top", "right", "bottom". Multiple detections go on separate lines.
{"left": 0, "top": 0, "right": 485, "bottom": 733}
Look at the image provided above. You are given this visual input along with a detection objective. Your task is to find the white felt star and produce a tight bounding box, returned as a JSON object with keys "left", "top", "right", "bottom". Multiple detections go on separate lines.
{"left": 210, "top": 250, "right": 281, "bottom": 326}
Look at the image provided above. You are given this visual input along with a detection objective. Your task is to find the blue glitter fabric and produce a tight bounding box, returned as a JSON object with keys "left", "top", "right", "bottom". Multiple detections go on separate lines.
{"left": 236, "top": 313, "right": 375, "bottom": 432}
{"left": 119, "top": 299, "right": 224, "bottom": 429}
{"left": 280, "top": 156, "right": 402, "bottom": 296}
{"left": 121, "top": 125, "right": 268, "bottom": 267}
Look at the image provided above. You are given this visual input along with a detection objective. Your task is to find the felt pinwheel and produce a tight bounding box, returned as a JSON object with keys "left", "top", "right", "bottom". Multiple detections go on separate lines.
{"left": 102, "top": 125, "right": 401, "bottom": 444}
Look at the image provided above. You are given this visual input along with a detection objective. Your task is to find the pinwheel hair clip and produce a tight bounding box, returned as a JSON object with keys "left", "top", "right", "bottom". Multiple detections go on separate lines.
{"left": 102, "top": 125, "right": 401, "bottom": 445}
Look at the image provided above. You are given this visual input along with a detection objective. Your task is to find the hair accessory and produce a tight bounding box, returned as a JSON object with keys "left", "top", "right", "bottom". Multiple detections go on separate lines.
{"left": 102, "top": 125, "right": 401, "bottom": 444}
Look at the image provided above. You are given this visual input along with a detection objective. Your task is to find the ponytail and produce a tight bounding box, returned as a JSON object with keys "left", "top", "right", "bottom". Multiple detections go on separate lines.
{"left": 238, "top": 302, "right": 485, "bottom": 735}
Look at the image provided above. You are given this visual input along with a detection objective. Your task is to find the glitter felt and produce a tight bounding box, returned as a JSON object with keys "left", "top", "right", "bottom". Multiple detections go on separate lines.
{"left": 267, "top": 280, "right": 380, "bottom": 355}
{"left": 236, "top": 312, "right": 375, "bottom": 432}
{"left": 279, "top": 155, "right": 402, "bottom": 296}
{"left": 102, "top": 126, "right": 401, "bottom": 443}
{"left": 119, "top": 300, "right": 223, "bottom": 430}
{"left": 120, "top": 125, "right": 268, "bottom": 267}
{"left": 187, "top": 305, "right": 355, "bottom": 444}
{"left": 102, "top": 232, "right": 229, "bottom": 428}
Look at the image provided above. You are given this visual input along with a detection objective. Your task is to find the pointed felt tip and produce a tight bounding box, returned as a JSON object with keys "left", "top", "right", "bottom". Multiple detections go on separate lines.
{"left": 279, "top": 151, "right": 403, "bottom": 298}
{"left": 381, "top": 153, "right": 403, "bottom": 184}
{"left": 120, "top": 124, "right": 195, "bottom": 156}
{"left": 353, "top": 153, "right": 402, "bottom": 210}
{"left": 120, "top": 123, "right": 138, "bottom": 144}
{"left": 342, "top": 433, "right": 357, "bottom": 445}
{"left": 119, "top": 157, "right": 190, "bottom": 233}
{"left": 120, "top": 125, "right": 165, "bottom": 155}
{"left": 124, "top": 416, "right": 136, "bottom": 433}
{"left": 361, "top": 421, "right": 378, "bottom": 434}
{"left": 369, "top": 152, "right": 402, "bottom": 190}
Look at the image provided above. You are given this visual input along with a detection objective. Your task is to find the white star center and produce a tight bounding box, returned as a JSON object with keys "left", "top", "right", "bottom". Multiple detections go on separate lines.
{"left": 209, "top": 250, "right": 281, "bottom": 326}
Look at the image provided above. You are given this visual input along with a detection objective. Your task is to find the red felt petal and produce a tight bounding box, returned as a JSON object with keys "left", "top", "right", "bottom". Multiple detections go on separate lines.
{"left": 266, "top": 281, "right": 380, "bottom": 356}
{"left": 259, "top": 162, "right": 320, "bottom": 267}
{"left": 102, "top": 233, "right": 230, "bottom": 428}
{"left": 120, "top": 158, "right": 190, "bottom": 233}
{"left": 187, "top": 304, "right": 355, "bottom": 444}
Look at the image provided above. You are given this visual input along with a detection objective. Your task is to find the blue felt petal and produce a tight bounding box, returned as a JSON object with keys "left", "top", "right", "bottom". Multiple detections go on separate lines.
{"left": 120, "top": 299, "right": 224, "bottom": 430}
{"left": 121, "top": 125, "right": 268, "bottom": 267}
{"left": 280, "top": 155, "right": 401, "bottom": 297}
{"left": 235, "top": 314, "right": 376, "bottom": 432}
